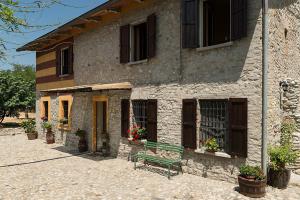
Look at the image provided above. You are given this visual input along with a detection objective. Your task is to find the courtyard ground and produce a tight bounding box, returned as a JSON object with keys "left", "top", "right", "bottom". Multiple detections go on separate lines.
{"left": 0, "top": 128, "right": 299, "bottom": 200}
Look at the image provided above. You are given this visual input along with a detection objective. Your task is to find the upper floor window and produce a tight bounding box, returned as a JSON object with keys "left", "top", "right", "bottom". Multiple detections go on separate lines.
{"left": 56, "top": 44, "right": 73, "bottom": 77}
{"left": 120, "top": 14, "right": 156, "bottom": 64}
{"left": 182, "top": 0, "right": 247, "bottom": 49}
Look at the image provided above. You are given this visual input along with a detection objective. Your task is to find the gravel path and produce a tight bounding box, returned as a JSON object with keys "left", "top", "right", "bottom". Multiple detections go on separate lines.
{"left": 0, "top": 130, "right": 299, "bottom": 200}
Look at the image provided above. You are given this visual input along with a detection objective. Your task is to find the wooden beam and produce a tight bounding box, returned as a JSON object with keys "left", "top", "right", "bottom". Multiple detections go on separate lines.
{"left": 86, "top": 16, "right": 102, "bottom": 23}
{"left": 107, "top": 7, "right": 121, "bottom": 14}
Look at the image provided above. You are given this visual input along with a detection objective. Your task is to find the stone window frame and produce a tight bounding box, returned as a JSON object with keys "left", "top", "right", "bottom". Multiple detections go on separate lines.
{"left": 58, "top": 95, "right": 73, "bottom": 131}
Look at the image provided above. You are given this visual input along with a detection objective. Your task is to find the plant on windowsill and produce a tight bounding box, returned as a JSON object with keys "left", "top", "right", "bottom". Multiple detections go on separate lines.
{"left": 204, "top": 138, "right": 219, "bottom": 153}
{"left": 238, "top": 165, "right": 266, "bottom": 198}
{"left": 41, "top": 121, "right": 54, "bottom": 144}
{"left": 268, "top": 119, "right": 299, "bottom": 189}
{"left": 59, "top": 118, "right": 69, "bottom": 127}
{"left": 75, "top": 129, "right": 88, "bottom": 152}
{"left": 128, "top": 126, "right": 147, "bottom": 144}
{"left": 20, "top": 119, "right": 38, "bottom": 140}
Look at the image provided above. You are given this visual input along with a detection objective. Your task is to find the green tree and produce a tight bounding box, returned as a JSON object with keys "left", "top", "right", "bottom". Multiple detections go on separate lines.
{"left": 11, "top": 64, "right": 35, "bottom": 81}
{"left": 0, "top": 70, "right": 35, "bottom": 123}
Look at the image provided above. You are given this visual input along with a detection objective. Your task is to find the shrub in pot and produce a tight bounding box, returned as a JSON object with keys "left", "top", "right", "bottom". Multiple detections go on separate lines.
{"left": 204, "top": 138, "right": 219, "bottom": 153}
{"left": 20, "top": 119, "right": 37, "bottom": 140}
{"left": 75, "top": 129, "right": 87, "bottom": 152}
{"left": 268, "top": 119, "right": 300, "bottom": 189}
{"left": 42, "top": 121, "right": 54, "bottom": 144}
{"left": 238, "top": 165, "right": 266, "bottom": 198}
{"left": 268, "top": 145, "right": 299, "bottom": 189}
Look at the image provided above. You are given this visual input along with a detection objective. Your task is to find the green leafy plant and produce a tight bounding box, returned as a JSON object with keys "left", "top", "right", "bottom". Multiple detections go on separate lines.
{"left": 280, "top": 119, "right": 297, "bottom": 147}
{"left": 75, "top": 129, "right": 86, "bottom": 138}
{"left": 20, "top": 119, "right": 36, "bottom": 133}
{"left": 268, "top": 145, "right": 299, "bottom": 170}
{"left": 204, "top": 138, "right": 219, "bottom": 152}
{"left": 239, "top": 165, "right": 265, "bottom": 180}
{"left": 41, "top": 121, "right": 52, "bottom": 130}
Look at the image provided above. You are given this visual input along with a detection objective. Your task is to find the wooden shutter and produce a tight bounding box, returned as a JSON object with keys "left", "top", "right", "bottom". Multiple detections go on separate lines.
{"left": 231, "top": 0, "right": 247, "bottom": 40}
{"left": 56, "top": 48, "right": 61, "bottom": 77}
{"left": 68, "top": 45, "right": 74, "bottom": 74}
{"left": 182, "top": 99, "right": 197, "bottom": 149}
{"left": 182, "top": 0, "right": 199, "bottom": 48}
{"left": 147, "top": 99, "right": 157, "bottom": 142}
{"left": 121, "top": 99, "right": 130, "bottom": 138}
{"left": 147, "top": 13, "right": 156, "bottom": 59}
{"left": 120, "top": 24, "right": 130, "bottom": 64}
{"left": 228, "top": 98, "right": 248, "bottom": 157}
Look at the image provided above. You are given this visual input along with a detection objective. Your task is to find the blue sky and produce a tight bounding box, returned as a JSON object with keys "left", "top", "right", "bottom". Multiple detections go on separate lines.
{"left": 0, "top": 0, "right": 107, "bottom": 70}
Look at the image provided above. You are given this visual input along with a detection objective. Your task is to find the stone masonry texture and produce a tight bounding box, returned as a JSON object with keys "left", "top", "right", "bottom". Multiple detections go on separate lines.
{"left": 35, "top": 0, "right": 300, "bottom": 182}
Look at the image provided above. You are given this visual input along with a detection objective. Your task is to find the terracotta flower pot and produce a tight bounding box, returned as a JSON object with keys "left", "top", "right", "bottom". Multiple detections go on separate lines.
{"left": 268, "top": 168, "right": 291, "bottom": 189}
{"left": 27, "top": 132, "right": 38, "bottom": 140}
{"left": 238, "top": 175, "right": 266, "bottom": 198}
{"left": 46, "top": 132, "right": 55, "bottom": 144}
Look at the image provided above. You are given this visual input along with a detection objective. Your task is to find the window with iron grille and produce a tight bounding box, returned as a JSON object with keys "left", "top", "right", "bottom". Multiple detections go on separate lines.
{"left": 132, "top": 100, "right": 147, "bottom": 128}
{"left": 199, "top": 99, "right": 229, "bottom": 152}
{"left": 62, "top": 101, "right": 69, "bottom": 123}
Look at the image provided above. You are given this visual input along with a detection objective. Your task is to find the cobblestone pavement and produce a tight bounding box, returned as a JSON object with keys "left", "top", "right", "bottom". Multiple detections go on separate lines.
{"left": 0, "top": 132, "right": 299, "bottom": 200}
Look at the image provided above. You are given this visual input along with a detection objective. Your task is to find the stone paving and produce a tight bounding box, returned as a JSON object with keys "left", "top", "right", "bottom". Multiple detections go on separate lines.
{"left": 0, "top": 130, "right": 300, "bottom": 200}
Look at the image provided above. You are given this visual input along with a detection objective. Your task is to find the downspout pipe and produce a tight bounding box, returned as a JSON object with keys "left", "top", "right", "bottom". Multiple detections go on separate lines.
{"left": 262, "top": 0, "right": 269, "bottom": 176}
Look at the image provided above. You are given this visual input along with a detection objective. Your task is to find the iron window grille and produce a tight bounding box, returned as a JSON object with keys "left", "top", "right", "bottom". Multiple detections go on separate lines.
{"left": 43, "top": 101, "right": 49, "bottom": 121}
{"left": 199, "top": 100, "right": 229, "bottom": 151}
{"left": 62, "top": 101, "right": 69, "bottom": 123}
{"left": 132, "top": 100, "right": 147, "bottom": 128}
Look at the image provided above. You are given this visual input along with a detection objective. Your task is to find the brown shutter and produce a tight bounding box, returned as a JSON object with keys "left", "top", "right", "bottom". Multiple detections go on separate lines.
{"left": 147, "top": 99, "right": 157, "bottom": 142}
{"left": 120, "top": 24, "right": 130, "bottom": 64}
{"left": 56, "top": 48, "right": 61, "bottom": 77}
{"left": 228, "top": 98, "right": 248, "bottom": 157}
{"left": 147, "top": 13, "right": 156, "bottom": 59}
{"left": 182, "top": 99, "right": 197, "bottom": 149}
{"left": 231, "top": 0, "right": 247, "bottom": 40}
{"left": 182, "top": 0, "right": 199, "bottom": 48}
{"left": 121, "top": 99, "right": 130, "bottom": 138}
{"left": 68, "top": 45, "right": 74, "bottom": 74}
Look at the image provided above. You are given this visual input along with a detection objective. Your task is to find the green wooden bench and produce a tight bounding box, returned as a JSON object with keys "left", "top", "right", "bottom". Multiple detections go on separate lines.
{"left": 133, "top": 141, "right": 184, "bottom": 179}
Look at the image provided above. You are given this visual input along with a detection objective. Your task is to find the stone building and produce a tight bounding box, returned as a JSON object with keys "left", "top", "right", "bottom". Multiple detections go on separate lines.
{"left": 17, "top": 0, "right": 300, "bottom": 182}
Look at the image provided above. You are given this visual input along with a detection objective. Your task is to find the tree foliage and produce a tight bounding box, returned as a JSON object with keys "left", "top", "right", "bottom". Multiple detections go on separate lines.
{"left": 0, "top": 67, "right": 35, "bottom": 123}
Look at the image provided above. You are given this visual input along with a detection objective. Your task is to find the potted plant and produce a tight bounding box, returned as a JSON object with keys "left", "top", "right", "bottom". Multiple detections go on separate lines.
{"left": 204, "top": 138, "right": 219, "bottom": 153}
{"left": 42, "top": 121, "right": 54, "bottom": 144}
{"left": 268, "top": 145, "right": 299, "bottom": 189}
{"left": 20, "top": 119, "right": 38, "bottom": 140}
{"left": 268, "top": 120, "right": 299, "bottom": 189}
{"left": 59, "top": 118, "right": 68, "bottom": 126}
{"left": 75, "top": 129, "right": 88, "bottom": 152}
{"left": 128, "top": 126, "right": 147, "bottom": 143}
{"left": 238, "top": 165, "right": 266, "bottom": 198}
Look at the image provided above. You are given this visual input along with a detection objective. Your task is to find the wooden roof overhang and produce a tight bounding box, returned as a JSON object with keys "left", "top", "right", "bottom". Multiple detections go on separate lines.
{"left": 17, "top": 0, "right": 149, "bottom": 52}
{"left": 40, "top": 82, "right": 133, "bottom": 94}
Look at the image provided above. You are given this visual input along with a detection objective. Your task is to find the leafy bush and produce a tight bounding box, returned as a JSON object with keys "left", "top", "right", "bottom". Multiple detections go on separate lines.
{"left": 204, "top": 138, "right": 219, "bottom": 152}
{"left": 20, "top": 119, "right": 36, "bottom": 133}
{"left": 268, "top": 145, "right": 299, "bottom": 170}
{"left": 239, "top": 165, "right": 265, "bottom": 180}
{"left": 280, "top": 119, "right": 297, "bottom": 147}
{"left": 41, "top": 121, "right": 52, "bottom": 130}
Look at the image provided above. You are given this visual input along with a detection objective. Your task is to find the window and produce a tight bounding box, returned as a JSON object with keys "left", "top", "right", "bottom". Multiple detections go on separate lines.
{"left": 40, "top": 96, "right": 51, "bottom": 121}
{"left": 200, "top": 0, "right": 230, "bottom": 47}
{"left": 58, "top": 95, "right": 73, "bottom": 129}
{"left": 199, "top": 100, "right": 229, "bottom": 152}
{"left": 60, "top": 47, "right": 70, "bottom": 75}
{"left": 43, "top": 101, "right": 49, "bottom": 121}
{"left": 132, "top": 100, "right": 148, "bottom": 128}
{"left": 132, "top": 22, "right": 148, "bottom": 61}
{"left": 120, "top": 14, "right": 156, "bottom": 64}
{"left": 62, "top": 101, "right": 69, "bottom": 123}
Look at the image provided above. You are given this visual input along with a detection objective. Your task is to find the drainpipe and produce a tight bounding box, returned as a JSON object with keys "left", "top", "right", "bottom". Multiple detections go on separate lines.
{"left": 262, "top": 0, "right": 269, "bottom": 176}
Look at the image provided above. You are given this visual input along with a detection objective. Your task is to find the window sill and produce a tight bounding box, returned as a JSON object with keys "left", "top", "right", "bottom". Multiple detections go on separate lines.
{"left": 57, "top": 125, "right": 71, "bottom": 132}
{"left": 128, "top": 138, "right": 147, "bottom": 145}
{"left": 59, "top": 74, "right": 70, "bottom": 78}
{"left": 194, "top": 148, "right": 233, "bottom": 159}
{"left": 127, "top": 59, "right": 148, "bottom": 66}
{"left": 196, "top": 42, "right": 233, "bottom": 52}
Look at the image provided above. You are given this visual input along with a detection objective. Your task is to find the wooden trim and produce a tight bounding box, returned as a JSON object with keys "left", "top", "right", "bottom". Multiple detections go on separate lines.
{"left": 40, "top": 96, "right": 51, "bottom": 121}
{"left": 36, "top": 80, "right": 75, "bottom": 91}
{"left": 36, "top": 60, "right": 56, "bottom": 71}
{"left": 37, "top": 51, "right": 56, "bottom": 65}
{"left": 36, "top": 67, "right": 56, "bottom": 78}
{"left": 36, "top": 74, "right": 74, "bottom": 84}
{"left": 92, "top": 96, "right": 109, "bottom": 153}
{"left": 58, "top": 95, "right": 73, "bottom": 130}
